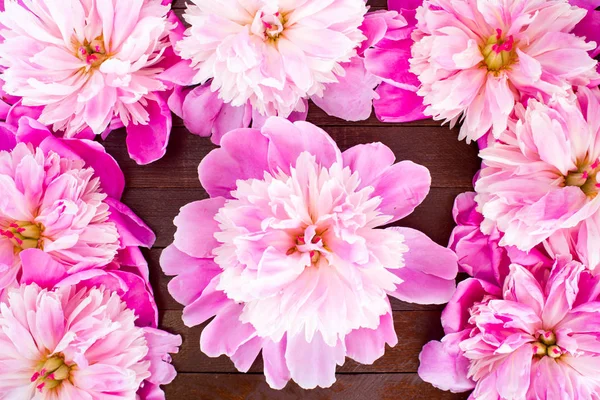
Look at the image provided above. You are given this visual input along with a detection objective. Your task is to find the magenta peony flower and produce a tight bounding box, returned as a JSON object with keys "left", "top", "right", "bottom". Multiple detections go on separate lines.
{"left": 0, "top": 282, "right": 180, "bottom": 399}
{"left": 0, "top": 118, "right": 155, "bottom": 299}
{"left": 161, "top": 117, "right": 458, "bottom": 389}
{"left": 419, "top": 258, "right": 600, "bottom": 399}
{"left": 571, "top": 0, "right": 600, "bottom": 57}
{"left": 0, "top": 0, "right": 182, "bottom": 164}
{"left": 409, "top": 0, "right": 600, "bottom": 142}
{"left": 449, "top": 192, "right": 550, "bottom": 286}
{"left": 475, "top": 87, "right": 600, "bottom": 251}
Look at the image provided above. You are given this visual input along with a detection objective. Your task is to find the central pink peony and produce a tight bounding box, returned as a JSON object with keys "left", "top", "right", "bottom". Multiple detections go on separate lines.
{"left": 0, "top": 283, "right": 180, "bottom": 399}
{"left": 475, "top": 87, "right": 600, "bottom": 251}
{"left": 0, "top": 0, "right": 181, "bottom": 164}
{"left": 175, "top": 0, "right": 368, "bottom": 118}
{"left": 410, "top": 0, "right": 600, "bottom": 142}
{"left": 161, "top": 117, "right": 458, "bottom": 389}
{"left": 419, "top": 258, "right": 600, "bottom": 399}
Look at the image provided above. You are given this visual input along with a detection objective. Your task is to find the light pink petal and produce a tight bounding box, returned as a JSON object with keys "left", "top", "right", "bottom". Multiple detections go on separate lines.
{"left": 160, "top": 245, "right": 221, "bottom": 306}
{"left": 143, "top": 327, "right": 182, "bottom": 385}
{"left": 211, "top": 102, "right": 252, "bottom": 145}
{"left": 371, "top": 161, "right": 431, "bottom": 223}
{"left": 345, "top": 311, "right": 398, "bottom": 364}
{"left": 181, "top": 84, "right": 223, "bottom": 137}
{"left": 230, "top": 336, "right": 263, "bottom": 373}
{"left": 285, "top": 331, "right": 345, "bottom": 389}
{"left": 263, "top": 118, "right": 342, "bottom": 175}
{"left": 198, "top": 129, "right": 270, "bottom": 198}
{"left": 182, "top": 277, "right": 231, "bottom": 327}
{"left": 312, "top": 57, "right": 379, "bottom": 122}
{"left": 173, "top": 198, "right": 225, "bottom": 259}
{"left": 263, "top": 337, "right": 291, "bottom": 390}
{"left": 35, "top": 293, "right": 65, "bottom": 351}
{"left": 542, "top": 258, "right": 584, "bottom": 328}
{"left": 495, "top": 344, "right": 533, "bottom": 399}
{"left": 342, "top": 142, "right": 396, "bottom": 190}
{"left": 418, "top": 332, "right": 475, "bottom": 393}
{"left": 504, "top": 264, "right": 545, "bottom": 317}
{"left": 200, "top": 303, "right": 257, "bottom": 358}
{"left": 126, "top": 95, "right": 172, "bottom": 165}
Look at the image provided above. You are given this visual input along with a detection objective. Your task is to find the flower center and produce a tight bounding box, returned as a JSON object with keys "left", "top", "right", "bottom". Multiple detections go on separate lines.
{"left": 0, "top": 221, "right": 43, "bottom": 254}
{"left": 31, "top": 355, "right": 75, "bottom": 393}
{"left": 565, "top": 158, "right": 600, "bottom": 198}
{"left": 251, "top": 9, "right": 285, "bottom": 41}
{"left": 481, "top": 29, "right": 516, "bottom": 72}
{"left": 73, "top": 35, "right": 108, "bottom": 68}
{"left": 532, "top": 331, "right": 562, "bottom": 359}
{"left": 286, "top": 227, "right": 329, "bottom": 265}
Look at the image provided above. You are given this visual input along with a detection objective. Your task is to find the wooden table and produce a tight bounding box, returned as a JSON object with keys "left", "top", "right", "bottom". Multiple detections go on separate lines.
{"left": 102, "top": 1, "right": 479, "bottom": 398}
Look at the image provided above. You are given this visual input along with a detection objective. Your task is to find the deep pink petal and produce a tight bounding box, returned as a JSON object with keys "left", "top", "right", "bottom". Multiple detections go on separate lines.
{"left": 126, "top": 95, "right": 172, "bottom": 165}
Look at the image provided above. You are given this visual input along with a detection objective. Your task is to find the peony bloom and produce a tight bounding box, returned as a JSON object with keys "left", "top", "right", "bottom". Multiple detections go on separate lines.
{"left": 449, "top": 192, "right": 549, "bottom": 286}
{"left": 0, "top": 282, "right": 180, "bottom": 399}
{"left": 409, "top": 0, "right": 600, "bottom": 142}
{"left": 0, "top": 0, "right": 183, "bottom": 164}
{"left": 174, "top": 0, "right": 367, "bottom": 117}
{"left": 166, "top": 0, "right": 413, "bottom": 143}
{"left": 419, "top": 258, "right": 600, "bottom": 399}
{"left": 475, "top": 87, "right": 600, "bottom": 251}
{"left": 161, "top": 117, "right": 458, "bottom": 389}
{"left": 0, "top": 118, "right": 155, "bottom": 299}
{"left": 571, "top": 0, "right": 600, "bottom": 57}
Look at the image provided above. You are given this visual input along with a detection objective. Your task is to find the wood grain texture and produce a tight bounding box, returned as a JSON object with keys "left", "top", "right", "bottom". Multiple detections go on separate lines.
{"left": 98, "top": 1, "right": 477, "bottom": 398}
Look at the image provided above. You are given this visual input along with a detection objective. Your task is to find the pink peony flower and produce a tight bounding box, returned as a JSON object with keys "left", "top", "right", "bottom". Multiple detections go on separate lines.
{"left": 161, "top": 117, "right": 458, "bottom": 389}
{"left": 419, "top": 258, "right": 600, "bottom": 399}
{"left": 0, "top": 282, "right": 180, "bottom": 399}
{"left": 0, "top": 118, "right": 155, "bottom": 299}
{"left": 571, "top": 0, "right": 600, "bottom": 57}
{"left": 449, "top": 192, "right": 550, "bottom": 286}
{"left": 409, "top": 0, "right": 600, "bottom": 142}
{"left": 0, "top": 0, "right": 183, "bottom": 164}
{"left": 174, "top": 0, "right": 368, "bottom": 117}
{"left": 475, "top": 87, "right": 600, "bottom": 251}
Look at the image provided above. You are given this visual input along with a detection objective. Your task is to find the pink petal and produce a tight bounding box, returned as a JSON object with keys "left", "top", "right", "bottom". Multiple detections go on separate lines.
{"left": 181, "top": 84, "right": 223, "bottom": 137}
{"left": 542, "top": 258, "right": 584, "bottom": 328}
{"left": 345, "top": 311, "right": 398, "bottom": 364}
{"left": 263, "top": 118, "right": 342, "bottom": 175}
{"left": 198, "top": 128, "right": 270, "bottom": 198}
{"left": 311, "top": 57, "right": 379, "bottom": 122}
{"left": 160, "top": 245, "right": 222, "bottom": 306}
{"left": 373, "top": 83, "right": 426, "bottom": 123}
{"left": 20, "top": 249, "right": 67, "bottom": 288}
{"left": 200, "top": 303, "right": 257, "bottom": 358}
{"left": 342, "top": 142, "right": 396, "bottom": 190}
{"left": 418, "top": 332, "right": 475, "bottom": 393}
{"left": 285, "top": 331, "right": 345, "bottom": 389}
{"left": 126, "top": 95, "right": 172, "bottom": 165}
{"left": 173, "top": 198, "right": 225, "bottom": 259}
{"left": 371, "top": 161, "right": 431, "bottom": 223}
{"left": 263, "top": 338, "right": 291, "bottom": 390}
{"left": 105, "top": 197, "right": 156, "bottom": 248}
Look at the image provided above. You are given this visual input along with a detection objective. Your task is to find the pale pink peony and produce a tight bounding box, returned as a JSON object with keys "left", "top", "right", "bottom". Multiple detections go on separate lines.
{"left": 475, "top": 87, "right": 600, "bottom": 251}
{"left": 0, "top": 118, "right": 155, "bottom": 299}
{"left": 0, "top": 282, "right": 180, "bottom": 399}
{"left": 419, "top": 258, "right": 600, "bottom": 399}
{"left": 0, "top": 0, "right": 182, "bottom": 164}
{"left": 410, "top": 0, "right": 600, "bottom": 142}
{"left": 161, "top": 117, "right": 458, "bottom": 389}
{"left": 174, "top": 0, "right": 367, "bottom": 117}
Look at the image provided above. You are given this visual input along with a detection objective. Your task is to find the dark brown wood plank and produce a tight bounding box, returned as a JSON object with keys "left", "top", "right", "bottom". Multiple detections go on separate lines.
{"left": 160, "top": 310, "right": 447, "bottom": 374}
{"left": 104, "top": 126, "right": 478, "bottom": 190}
{"left": 164, "top": 373, "right": 469, "bottom": 400}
